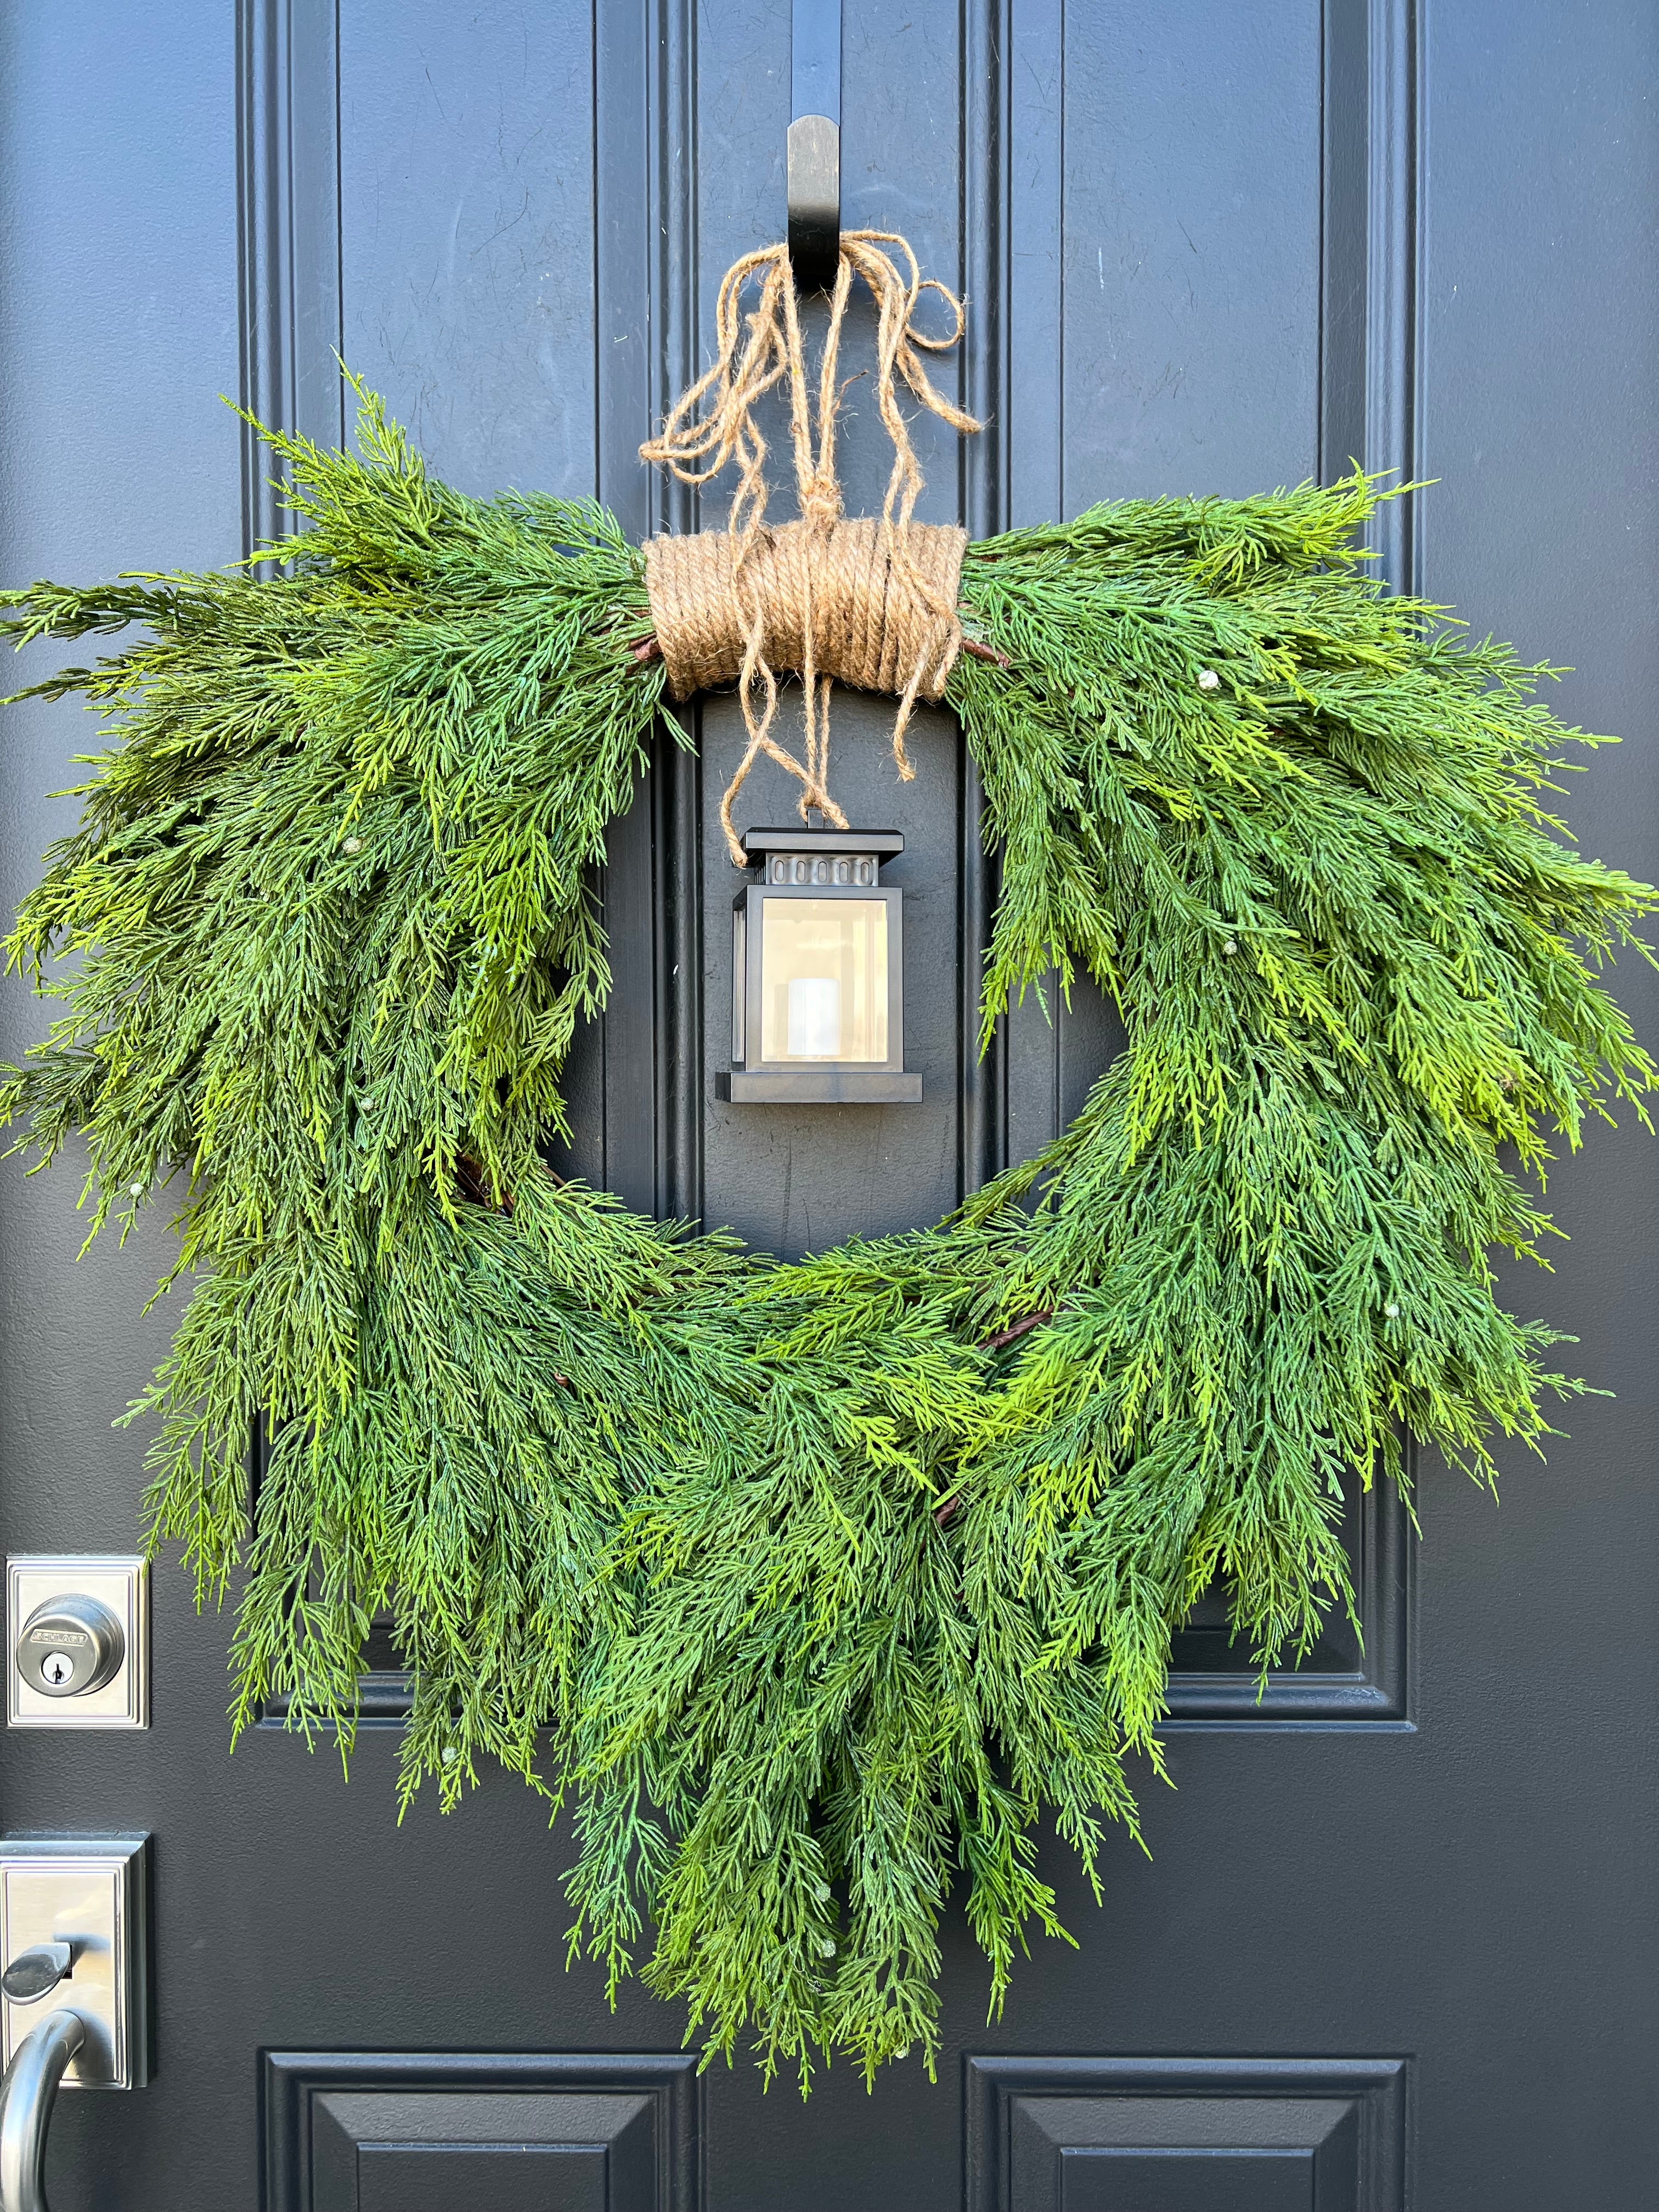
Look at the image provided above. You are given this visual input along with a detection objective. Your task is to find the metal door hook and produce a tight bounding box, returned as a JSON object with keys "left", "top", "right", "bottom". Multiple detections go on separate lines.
{"left": 0, "top": 2010, "right": 84, "bottom": 2212}
{"left": 788, "top": 0, "right": 842, "bottom": 291}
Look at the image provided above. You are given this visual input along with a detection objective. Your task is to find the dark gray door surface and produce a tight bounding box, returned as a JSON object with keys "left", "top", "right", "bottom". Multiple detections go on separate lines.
{"left": 1, "top": 3, "right": 1655, "bottom": 2207}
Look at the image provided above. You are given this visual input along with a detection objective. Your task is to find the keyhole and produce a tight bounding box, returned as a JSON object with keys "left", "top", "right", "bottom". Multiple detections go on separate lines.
{"left": 40, "top": 1652, "right": 74, "bottom": 1689}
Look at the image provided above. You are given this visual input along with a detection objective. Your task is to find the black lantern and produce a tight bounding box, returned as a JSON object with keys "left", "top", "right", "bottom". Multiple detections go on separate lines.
{"left": 718, "top": 822, "right": 921, "bottom": 1103}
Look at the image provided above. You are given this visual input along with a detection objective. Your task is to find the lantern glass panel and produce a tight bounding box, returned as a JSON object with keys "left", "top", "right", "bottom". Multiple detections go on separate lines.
{"left": 760, "top": 896, "right": 888, "bottom": 1064}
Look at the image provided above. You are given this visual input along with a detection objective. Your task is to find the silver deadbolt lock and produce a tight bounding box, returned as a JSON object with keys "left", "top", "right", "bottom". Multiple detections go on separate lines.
{"left": 14, "top": 1594, "right": 125, "bottom": 1699}
{"left": 7, "top": 1558, "right": 149, "bottom": 1728}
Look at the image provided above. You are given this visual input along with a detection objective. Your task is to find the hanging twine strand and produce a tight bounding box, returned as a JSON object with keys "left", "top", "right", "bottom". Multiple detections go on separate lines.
{"left": 639, "top": 230, "right": 981, "bottom": 863}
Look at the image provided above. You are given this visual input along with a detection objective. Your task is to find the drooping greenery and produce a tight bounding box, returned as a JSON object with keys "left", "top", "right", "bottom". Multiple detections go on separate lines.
{"left": 1, "top": 391, "right": 1651, "bottom": 2090}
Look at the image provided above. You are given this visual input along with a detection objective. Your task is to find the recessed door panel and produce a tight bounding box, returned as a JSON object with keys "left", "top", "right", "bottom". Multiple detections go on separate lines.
{"left": 969, "top": 2059, "right": 1404, "bottom": 2212}
{"left": 266, "top": 2056, "right": 694, "bottom": 2212}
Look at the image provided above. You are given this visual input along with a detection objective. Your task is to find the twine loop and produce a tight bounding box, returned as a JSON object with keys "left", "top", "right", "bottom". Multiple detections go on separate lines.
{"left": 639, "top": 230, "right": 980, "bottom": 863}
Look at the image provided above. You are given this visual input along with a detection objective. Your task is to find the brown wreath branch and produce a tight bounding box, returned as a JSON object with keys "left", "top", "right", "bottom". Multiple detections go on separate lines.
{"left": 932, "top": 1307, "right": 1057, "bottom": 1526}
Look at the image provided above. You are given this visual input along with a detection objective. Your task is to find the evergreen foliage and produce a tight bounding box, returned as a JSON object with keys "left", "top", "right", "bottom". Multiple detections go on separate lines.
{"left": 2, "top": 393, "right": 1651, "bottom": 2088}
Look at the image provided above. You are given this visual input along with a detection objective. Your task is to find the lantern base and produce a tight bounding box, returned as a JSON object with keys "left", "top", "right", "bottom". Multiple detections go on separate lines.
{"left": 718, "top": 1069, "right": 923, "bottom": 1104}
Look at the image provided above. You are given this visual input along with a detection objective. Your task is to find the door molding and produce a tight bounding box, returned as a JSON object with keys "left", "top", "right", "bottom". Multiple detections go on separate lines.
{"left": 235, "top": 0, "right": 345, "bottom": 560}
{"left": 1164, "top": 1459, "right": 1413, "bottom": 1728}
{"left": 966, "top": 2052, "right": 1409, "bottom": 2212}
{"left": 262, "top": 2049, "right": 700, "bottom": 2211}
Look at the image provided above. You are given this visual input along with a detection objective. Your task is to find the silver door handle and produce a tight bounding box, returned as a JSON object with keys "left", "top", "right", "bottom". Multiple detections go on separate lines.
{"left": 0, "top": 1950, "right": 71, "bottom": 2009}
{"left": 0, "top": 2010, "right": 84, "bottom": 2212}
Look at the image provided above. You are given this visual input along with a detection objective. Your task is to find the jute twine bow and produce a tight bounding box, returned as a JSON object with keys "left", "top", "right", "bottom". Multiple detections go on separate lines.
{"left": 639, "top": 230, "right": 981, "bottom": 864}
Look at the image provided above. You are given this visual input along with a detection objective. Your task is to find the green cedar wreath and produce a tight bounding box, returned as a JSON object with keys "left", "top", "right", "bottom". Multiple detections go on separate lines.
{"left": 1, "top": 235, "right": 1652, "bottom": 2087}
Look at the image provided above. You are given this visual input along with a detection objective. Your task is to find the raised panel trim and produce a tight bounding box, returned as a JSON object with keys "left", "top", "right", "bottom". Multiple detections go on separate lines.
{"left": 1164, "top": 1454, "right": 1413, "bottom": 1729}
{"left": 594, "top": 0, "right": 700, "bottom": 1219}
{"left": 261, "top": 2050, "right": 699, "bottom": 2211}
{"left": 958, "top": 0, "right": 1014, "bottom": 1193}
{"left": 966, "top": 2053, "right": 1408, "bottom": 2212}
{"left": 236, "top": 0, "right": 345, "bottom": 558}
{"left": 1321, "top": 0, "right": 1423, "bottom": 593}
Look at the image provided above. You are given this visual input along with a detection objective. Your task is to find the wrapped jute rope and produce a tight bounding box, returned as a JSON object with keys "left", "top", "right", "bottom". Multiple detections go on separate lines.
{"left": 639, "top": 230, "right": 981, "bottom": 864}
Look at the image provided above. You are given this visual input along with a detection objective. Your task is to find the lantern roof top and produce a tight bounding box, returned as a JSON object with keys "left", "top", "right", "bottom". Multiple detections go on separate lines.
{"left": 740, "top": 825, "right": 905, "bottom": 860}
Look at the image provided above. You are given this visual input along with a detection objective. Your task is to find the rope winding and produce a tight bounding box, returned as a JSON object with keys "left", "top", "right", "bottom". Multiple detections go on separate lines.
{"left": 639, "top": 230, "right": 980, "bottom": 862}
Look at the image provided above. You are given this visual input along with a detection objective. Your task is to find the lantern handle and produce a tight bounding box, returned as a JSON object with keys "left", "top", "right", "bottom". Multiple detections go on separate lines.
{"left": 787, "top": 0, "right": 841, "bottom": 292}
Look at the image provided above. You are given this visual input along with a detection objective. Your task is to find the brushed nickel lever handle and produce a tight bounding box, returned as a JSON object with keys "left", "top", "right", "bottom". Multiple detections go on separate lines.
{"left": 0, "top": 1950, "right": 71, "bottom": 2008}
{"left": 0, "top": 2010, "right": 84, "bottom": 2212}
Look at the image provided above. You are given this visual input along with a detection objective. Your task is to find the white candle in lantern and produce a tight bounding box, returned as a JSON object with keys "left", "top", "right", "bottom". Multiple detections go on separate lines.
{"left": 787, "top": 975, "right": 842, "bottom": 1057}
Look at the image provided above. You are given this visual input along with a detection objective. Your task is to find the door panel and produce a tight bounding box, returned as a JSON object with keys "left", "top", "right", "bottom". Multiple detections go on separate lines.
{"left": 1, "top": 4, "right": 1654, "bottom": 2208}
{"left": 967, "top": 2057, "right": 1406, "bottom": 2212}
{"left": 338, "top": 1, "right": 600, "bottom": 499}
{"left": 264, "top": 2053, "right": 697, "bottom": 2212}
{"left": 1060, "top": 1, "right": 1325, "bottom": 504}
